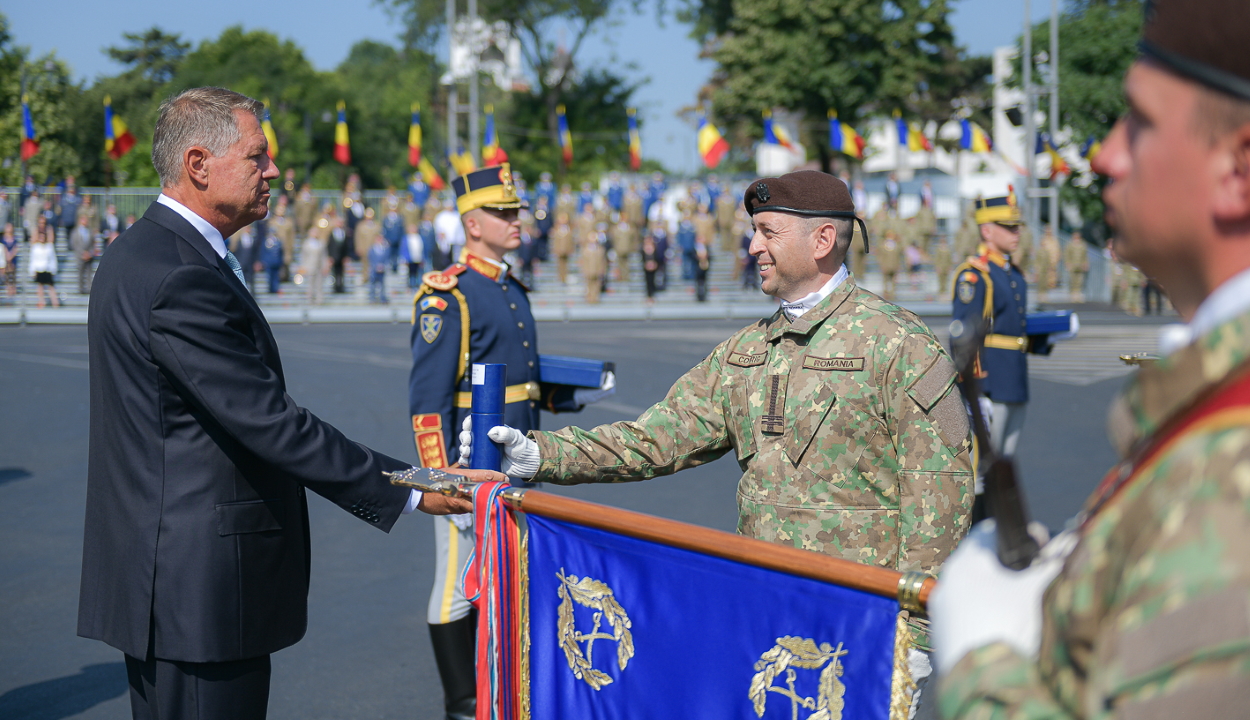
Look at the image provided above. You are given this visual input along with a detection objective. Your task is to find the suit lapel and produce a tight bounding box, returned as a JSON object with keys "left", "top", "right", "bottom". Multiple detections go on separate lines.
{"left": 142, "top": 202, "right": 282, "bottom": 366}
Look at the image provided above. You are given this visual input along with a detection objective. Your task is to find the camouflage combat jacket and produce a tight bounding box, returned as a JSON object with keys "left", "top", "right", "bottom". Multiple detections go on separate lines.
{"left": 532, "top": 277, "right": 974, "bottom": 575}
{"left": 939, "top": 308, "right": 1250, "bottom": 719}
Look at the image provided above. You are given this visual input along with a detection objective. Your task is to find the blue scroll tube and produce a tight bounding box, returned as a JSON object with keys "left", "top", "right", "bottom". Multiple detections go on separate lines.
{"left": 469, "top": 363, "right": 506, "bottom": 472}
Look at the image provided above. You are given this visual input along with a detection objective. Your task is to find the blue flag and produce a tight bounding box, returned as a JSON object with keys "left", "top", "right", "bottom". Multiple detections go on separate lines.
{"left": 525, "top": 515, "right": 901, "bottom": 718}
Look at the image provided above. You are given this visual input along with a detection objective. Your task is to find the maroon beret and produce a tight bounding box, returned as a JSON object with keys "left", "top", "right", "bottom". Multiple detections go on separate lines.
{"left": 1141, "top": 0, "right": 1250, "bottom": 101}
{"left": 743, "top": 170, "right": 856, "bottom": 218}
{"left": 743, "top": 170, "right": 869, "bottom": 251}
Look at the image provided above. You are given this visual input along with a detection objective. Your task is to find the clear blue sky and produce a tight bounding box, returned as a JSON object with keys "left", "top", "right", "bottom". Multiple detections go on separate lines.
{"left": 7, "top": 0, "right": 1059, "bottom": 174}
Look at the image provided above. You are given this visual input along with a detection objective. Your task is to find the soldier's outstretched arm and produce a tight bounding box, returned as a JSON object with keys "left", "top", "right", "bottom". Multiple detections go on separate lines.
{"left": 527, "top": 345, "right": 736, "bottom": 484}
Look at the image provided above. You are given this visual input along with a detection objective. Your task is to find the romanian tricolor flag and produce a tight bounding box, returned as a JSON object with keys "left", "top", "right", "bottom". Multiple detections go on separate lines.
{"left": 828, "top": 111, "right": 866, "bottom": 160}
{"left": 260, "top": 99, "right": 279, "bottom": 159}
{"left": 697, "top": 114, "right": 729, "bottom": 169}
{"left": 333, "top": 101, "right": 351, "bottom": 166}
{"left": 1080, "top": 136, "right": 1102, "bottom": 162}
{"left": 103, "top": 96, "right": 136, "bottom": 160}
{"left": 959, "top": 119, "right": 992, "bottom": 153}
{"left": 557, "top": 104, "right": 573, "bottom": 168}
{"left": 482, "top": 105, "right": 506, "bottom": 165}
{"left": 627, "top": 108, "right": 641, "bottom": 171}
{"left": 418, "top": 156, "right": 446, "bottom": 191}
{"left": 450, "top": 145, "right": 476, "bottom": 176}
{"left": 762, "top": 110, "right": 794, "bottom": 150}
{"left": 20, "top": 95, "right": 39, "bottom": 162}
{"left": 409, "top": 103, "right": 423, "bottom": 168}
{"left": 894, "top": 112, "right": 931, "bottom": 151}
{"left": 1036, "top": 133, "right": 1070, "bottom": 178}
{"left": 446, "top": 480, "right": 921, "bottom": 720}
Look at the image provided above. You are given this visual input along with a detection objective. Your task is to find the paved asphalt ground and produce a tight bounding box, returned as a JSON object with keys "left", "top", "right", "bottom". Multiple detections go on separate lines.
{"left": 0, "top": 316, "right": 1162, "bottom": 719}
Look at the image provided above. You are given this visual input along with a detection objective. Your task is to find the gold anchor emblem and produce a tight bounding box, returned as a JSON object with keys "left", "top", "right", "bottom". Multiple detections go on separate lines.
{"left": 555, "top": 568, "right": 634, "bottom": 690}
{"left": 749, "top": 636, "right": 848, "bottom": 720}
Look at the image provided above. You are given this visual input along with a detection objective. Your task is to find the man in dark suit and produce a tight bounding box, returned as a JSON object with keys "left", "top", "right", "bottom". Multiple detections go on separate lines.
{"left": 78, "top": 86, "right": 488, "bottom": 720}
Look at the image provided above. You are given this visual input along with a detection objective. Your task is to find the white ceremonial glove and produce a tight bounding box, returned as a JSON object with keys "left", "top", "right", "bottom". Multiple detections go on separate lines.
{"left": 457, "top": 416, "right": 473, "bottom": 467}
{"left": 929, "top": 520, "right": 1077, "bottom": 677}
{"left": 573, "top": 371, "right": 616, "bottom": 406}
{"left": 448, "top": 511, "right": 474, "bottom": 531}
{"left": 486, "top": 425, "right": 541, "bottom": 479}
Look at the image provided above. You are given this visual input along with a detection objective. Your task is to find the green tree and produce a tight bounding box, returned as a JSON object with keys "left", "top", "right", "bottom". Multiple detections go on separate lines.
{"left": 689, "top": 0, "right": 988, "bottom": 172}
{"left": 375, "top": 0, "right": 647, "bottom": 173}
{"left": 505, "top": 68, "right": 641, "bottom": 183}
{"left": 106, "top": 27, "right": 189, "bottom": 84}
{"left": 1026, "top": 0, "right": 1142, "bottom": 241}
{"left": 0, "top": 39, "right": 83, "bottom": 186}
{"left": 335, "top": 40, "right": 440, "bottom": 189}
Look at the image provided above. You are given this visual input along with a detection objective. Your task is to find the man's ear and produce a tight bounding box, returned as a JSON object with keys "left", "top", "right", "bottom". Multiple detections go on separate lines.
{"left": 462, "top": 211, "right": 481, "bottom": 240}
{"left": 184, "top": 147, "right": 210, "bottom": 189}
{"left": 1212, "top": 123, "right": 1250, "bottom": 224}
{"left": 812, "top": 221, "right": 837, "bottom": 261}
{"left": 979, "top": 223, "right": 992, "bottom": 243}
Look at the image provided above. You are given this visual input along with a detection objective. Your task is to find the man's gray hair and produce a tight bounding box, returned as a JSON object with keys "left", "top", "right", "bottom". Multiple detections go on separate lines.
{"left": 151, "top": 87, "right": 263, "bottom": 188}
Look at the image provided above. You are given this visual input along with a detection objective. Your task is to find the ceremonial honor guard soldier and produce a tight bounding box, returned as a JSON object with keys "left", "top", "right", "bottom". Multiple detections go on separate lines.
{"left": 408, "top": 163, "right": 614, "bottom": 720}
{"left": 949, "top": 192, "right": 1048, "bottom": 518}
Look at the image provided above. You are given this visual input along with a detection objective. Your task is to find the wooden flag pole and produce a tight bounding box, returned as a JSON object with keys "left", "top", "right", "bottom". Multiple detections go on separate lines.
{"left": 501, "top": 487, "right": 934, "bottom": 613}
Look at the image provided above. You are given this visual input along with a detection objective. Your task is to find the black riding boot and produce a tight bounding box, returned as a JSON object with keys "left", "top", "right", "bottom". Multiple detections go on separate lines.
{"left": 428, "top": 613, "right": 477, "bottom": 720}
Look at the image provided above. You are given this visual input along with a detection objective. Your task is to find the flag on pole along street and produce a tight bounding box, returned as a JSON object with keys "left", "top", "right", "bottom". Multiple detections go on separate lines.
{"left": 409, "top": 103, "right": 423, "bottom": 167}
{"left": 464, "top": 482, "right": 917, "bottom": 720}
{"left": 762, "top": 110, "right": 794, "bottom": 150}
{"left": 697, "top": 114, "right": 730, "bottom": 169}
{"left": 893, "top": 112, "right": 931, "bottom": 152}
{"left": 828, "top": 111, "right": 866, "bottom": 160}
{"left": 418, "top": 156, "right": 446, "bottom": 191}
{"left": 959, "top": 119, "right": 992, "bottom": 153}
{"left": 1035, "top": 133, "right": 1070, "bottom": 177}
{"left": 450, "top": 145, "right": 476, "bottom": 176}
{"left": 557, "top": 105, "right": 573, "bottom": 167}
{"left": 483, "top": 105, "right": 504, "bottom": 165}
{"left": 20, "top": 95, "right": 39, "bottom": 161}
{"left": 1080, "top": 135, "right": 1102, "bottom": 161}
{"left": 260, "top": 100, "right": 279, "bottom": 159}
{"left": 333, "top": 101, "right": 351, "bottom": 165}
{"left": 103, "top": 96, "right": 137, "bottom": 160}
{"left": 627, "top": 108, "right": 642, "bottom": 171}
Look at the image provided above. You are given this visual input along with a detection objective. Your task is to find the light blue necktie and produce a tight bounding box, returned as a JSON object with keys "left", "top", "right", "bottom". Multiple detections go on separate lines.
{"left": 224, "top": 250, "right": 246, "bottom": 285}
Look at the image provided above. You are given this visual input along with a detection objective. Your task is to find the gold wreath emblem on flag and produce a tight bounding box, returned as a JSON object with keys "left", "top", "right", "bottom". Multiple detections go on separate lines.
{"left": 555, "top": 568, "right": 634, "bottom": 690}
{"left": 749, "top": 636, "right": 848, "bottom": 720}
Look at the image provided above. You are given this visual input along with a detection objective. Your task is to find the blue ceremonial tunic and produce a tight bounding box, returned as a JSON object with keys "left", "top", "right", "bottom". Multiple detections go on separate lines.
{"left": 951, "top": 248, "right": 1030, "bottom": 404}
{"left": 407, "top": 252, "right": 579, "bottom": 468}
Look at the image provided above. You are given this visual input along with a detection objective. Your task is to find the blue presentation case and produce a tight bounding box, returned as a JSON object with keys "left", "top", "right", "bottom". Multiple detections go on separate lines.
{"left": 538, "top": 354, "right": 615, "bottom": 388}
{"left": 1025, "top": 310, "right": 1074, "bottom": 336}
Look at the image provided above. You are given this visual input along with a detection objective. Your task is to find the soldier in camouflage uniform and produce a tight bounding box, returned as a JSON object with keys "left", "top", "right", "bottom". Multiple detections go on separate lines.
{"left": 477, "top": 171, "right": 974, "bottom": 714}
{"left": 931, "top": 2, "right": 1250, "bottom": 716}
{"left": 491, "top": 174, "right": 973, "bottom": 569}
{"left": 1063, "top": 229, "right": 1089, "bottom": 301}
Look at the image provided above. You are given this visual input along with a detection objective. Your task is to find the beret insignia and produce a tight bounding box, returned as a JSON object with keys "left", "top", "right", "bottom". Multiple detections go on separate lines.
{"left": 755, "top": 183, "right": 770, "bottom": 204}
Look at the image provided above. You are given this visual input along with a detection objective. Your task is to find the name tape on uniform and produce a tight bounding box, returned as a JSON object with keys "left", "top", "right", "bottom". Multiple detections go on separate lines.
{"left": 802, "top": 356, "right": 865, "bottom": 371}
{"left": 728, "top": 352, "right": 767, "bottom": 367}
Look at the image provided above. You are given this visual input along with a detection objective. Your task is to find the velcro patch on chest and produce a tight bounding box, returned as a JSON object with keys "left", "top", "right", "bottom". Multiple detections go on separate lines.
{"left": 727, "top": 352, "right": 767, "bottom": 367}
{"left": 802, "top": 356, "right": 865, "bottom": 371}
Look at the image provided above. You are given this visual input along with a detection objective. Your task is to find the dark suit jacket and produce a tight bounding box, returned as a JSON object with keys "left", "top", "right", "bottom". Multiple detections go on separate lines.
{"left": 78, "top": 201, "right": 412, "bottom": 663}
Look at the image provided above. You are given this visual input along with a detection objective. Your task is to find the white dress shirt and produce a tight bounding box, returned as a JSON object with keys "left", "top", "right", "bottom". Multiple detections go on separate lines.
{"left": 156, "top": 194, "right": 424, "bottom": 513}
{"left": 781, "top": 264, "right": 850, "bottom": 320}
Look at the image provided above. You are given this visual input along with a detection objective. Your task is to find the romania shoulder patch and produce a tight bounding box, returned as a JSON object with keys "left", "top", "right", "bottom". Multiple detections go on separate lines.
{"left": 420, "top": 313, "right": 443, "bottom": 343}
{"left": 420, "top": 295, "right": 449, "bottom": 312}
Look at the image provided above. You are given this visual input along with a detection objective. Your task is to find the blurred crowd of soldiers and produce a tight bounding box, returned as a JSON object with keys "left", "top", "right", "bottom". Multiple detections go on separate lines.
{"left": 1, "top": 167, "right": 1168, "bottom": 317}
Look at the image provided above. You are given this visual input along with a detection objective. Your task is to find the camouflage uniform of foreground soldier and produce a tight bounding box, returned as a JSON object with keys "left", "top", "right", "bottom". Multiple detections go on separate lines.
{"left": 469, "top": 170, "right": 975, "bottom": 712}
{"left": 930, "top": 1, "right": 1250, "bottom": 717}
